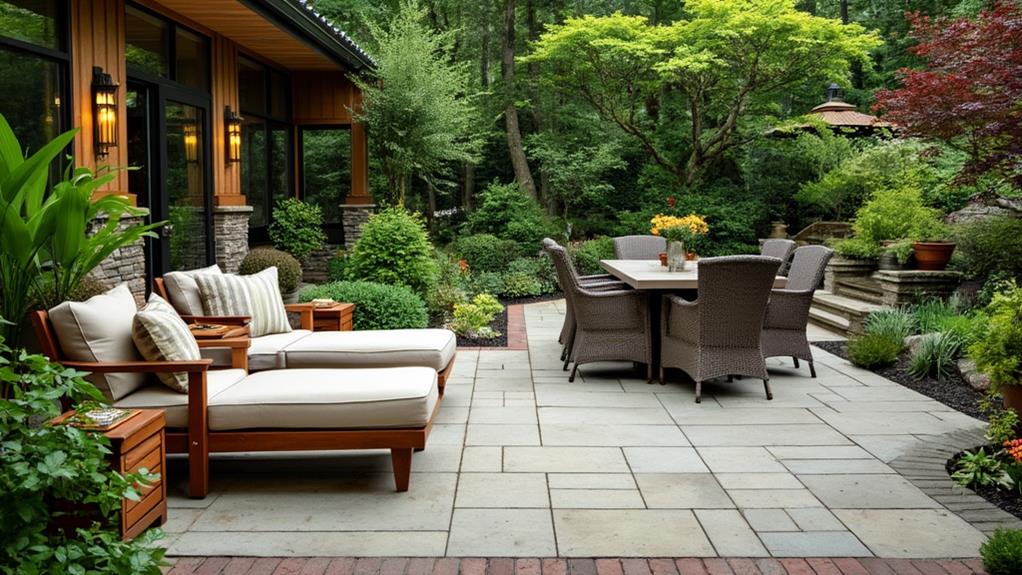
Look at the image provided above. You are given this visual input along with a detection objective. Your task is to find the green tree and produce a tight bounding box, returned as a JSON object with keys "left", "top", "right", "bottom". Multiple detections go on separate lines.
{"left": 525, "top": 0, "right": 881, "bottom": 186}
{"left": 352, "top": 0, "right": 485, "bottom": 205}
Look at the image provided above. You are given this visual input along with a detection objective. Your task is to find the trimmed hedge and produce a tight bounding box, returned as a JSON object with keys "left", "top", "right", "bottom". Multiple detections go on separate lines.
{"left": 299, "top": 281, "right": 428, "bottom": 330}
{"left": 239, "top": 248, "right": 302, "bottom": 293}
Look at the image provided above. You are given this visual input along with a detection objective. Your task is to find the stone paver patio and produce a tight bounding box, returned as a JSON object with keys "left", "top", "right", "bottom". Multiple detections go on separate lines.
{"left": 161, "top": 299, "right": 992, "bottom": 559}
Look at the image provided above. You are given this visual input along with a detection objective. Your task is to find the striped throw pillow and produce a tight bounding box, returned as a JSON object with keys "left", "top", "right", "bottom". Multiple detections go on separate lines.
{"left": 195, "top": 267, "right": 291, "bottom": 337}
{"left": 132, "top": 294, "right": 201, "bottom": 392}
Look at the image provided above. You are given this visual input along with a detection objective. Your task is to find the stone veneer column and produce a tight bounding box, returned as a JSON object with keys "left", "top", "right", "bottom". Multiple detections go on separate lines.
{"left": 88, "top": 215, "right": 147, "bottom": 304}
{"left": 341, "top": 203, "right": 375, "bottom": 248}
{"left": 213, "top": 205, "right": 254, "bottom": 273}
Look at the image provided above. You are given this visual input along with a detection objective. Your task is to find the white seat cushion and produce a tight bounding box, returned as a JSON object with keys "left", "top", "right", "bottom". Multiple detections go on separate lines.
{"left": 114, "top": 369, "right": 248, "bottom": 428}
{"left": 162, "top": 265, "right": 223, "bottom": 316}
{"left": 207, "top": 367, "right": 439, "bottom": 431}
{"left": 282, "top": 329, "right": 456, "bottom": 371}
{"left": 199, "top": 330, "right": 312, "bottom": 371}
{"left": 48, "top": 284, "right": 144, "bottom": 401}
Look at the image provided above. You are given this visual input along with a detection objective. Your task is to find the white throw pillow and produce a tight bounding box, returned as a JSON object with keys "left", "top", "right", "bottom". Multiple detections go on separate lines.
{"left": 195, "top": 267, "right": 291, "bottom": 338}
{"left": 47, "top": 283, "right": 145, "bottom": 401}
{"left": 132, "top": 294, "right": 201, "bottom": 392}
{"left": 162, "top": 264, "right": 223, "bottom": 315}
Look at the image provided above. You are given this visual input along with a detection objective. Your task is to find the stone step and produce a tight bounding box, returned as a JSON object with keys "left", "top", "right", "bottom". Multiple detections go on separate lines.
{"left": 834, "top": 277, "right": 885, "bottom": 304}
{"left": 809, "top": 291, "right": 888, "bottom": 337}
{"left": 808, "top": 306, "right": 852, "bottom": 335}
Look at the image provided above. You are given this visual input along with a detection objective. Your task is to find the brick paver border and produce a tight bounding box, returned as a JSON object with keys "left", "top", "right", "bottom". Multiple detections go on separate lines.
{"left": 888, "top": 427, "right": 1022, "bottom": 535}
{"left": 459, "top": 304, "right": 528, "bottom": 351}
{"left": 161, "top": 557, "right": 988, "bottom": 575}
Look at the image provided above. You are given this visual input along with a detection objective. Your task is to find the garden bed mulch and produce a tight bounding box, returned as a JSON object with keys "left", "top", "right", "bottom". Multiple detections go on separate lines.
{"left": 813, "top": 340, "right": 988, "bottom": 420}
{"left": 947, "top": 446, "right": 1022, "bottom": 521}
{"left": 453, "top": 293, "right": 561, "bottom": 349}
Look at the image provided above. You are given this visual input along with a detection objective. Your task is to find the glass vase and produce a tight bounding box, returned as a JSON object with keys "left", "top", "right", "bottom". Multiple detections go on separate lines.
{"left": 667, "top": 240, "right": 687, "bottom": 272}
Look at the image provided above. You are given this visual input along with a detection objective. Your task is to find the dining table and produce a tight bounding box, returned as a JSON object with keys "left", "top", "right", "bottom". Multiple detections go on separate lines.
{"left": 599, "top": 258, "right": 788, "bottom": 381}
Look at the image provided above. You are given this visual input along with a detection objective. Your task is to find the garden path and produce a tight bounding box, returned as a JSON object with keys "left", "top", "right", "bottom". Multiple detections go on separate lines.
{"left": 160, "top": 299, "right": 989, "bottom": 559}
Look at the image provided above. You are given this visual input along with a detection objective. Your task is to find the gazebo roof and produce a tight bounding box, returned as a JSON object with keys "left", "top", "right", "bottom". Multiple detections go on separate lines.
{"left": 809, "top": 100, "right": 891, "bottom": 129}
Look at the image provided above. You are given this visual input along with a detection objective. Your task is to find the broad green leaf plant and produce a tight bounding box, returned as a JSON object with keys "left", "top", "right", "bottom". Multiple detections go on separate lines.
{"left": 0, "top": 114, "right": 162, "bottom": 349}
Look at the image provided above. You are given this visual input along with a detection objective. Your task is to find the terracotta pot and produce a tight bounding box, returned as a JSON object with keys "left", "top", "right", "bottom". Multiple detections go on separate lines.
{"left": 686, "top": 251, "right": 698, "bottom": 261}
{"left": 912, "top": 241, "right": 955, "bottom": 271}
{"left": 658, "top": 252, "right": 667, "bottom": 267}
{"left": 1002, "top": 385, "right": 1022, "bottom": 420}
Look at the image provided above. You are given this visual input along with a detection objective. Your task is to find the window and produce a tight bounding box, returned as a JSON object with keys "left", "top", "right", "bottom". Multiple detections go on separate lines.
{"left": 238, "top": 55, "right": 291, "bottom": 237}
{"left": 300, "top": 127, "right": 351, "bottom": 237}
{"left": 125, "top": 4, "right": 209, "bottom": 92}
{"left": 0, "top": 0, "right": 69, "bottom": 179}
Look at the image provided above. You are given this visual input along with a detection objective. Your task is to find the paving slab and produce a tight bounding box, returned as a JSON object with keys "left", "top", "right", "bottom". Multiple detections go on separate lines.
{"left": 446, "top": 509, "right": 556, "bottom": 557}
{"left": 554, "top": 510, "right": 716, "bottom": 557}
{"left": 834, "top": 509, "right": 987, "bottom": 558}
{"left": 634, "top": 474, "right": 734, "bottom": 509}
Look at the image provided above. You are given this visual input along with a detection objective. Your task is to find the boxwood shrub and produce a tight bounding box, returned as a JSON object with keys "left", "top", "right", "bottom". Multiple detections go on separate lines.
{"left": 299, "top": 281, "right": 428, "bottom": 330}
{"left": 453, "top": 233, "right": 521, "bottom": 273}
{"left": 239, "top": 248, "right": 302, "bottom": 293}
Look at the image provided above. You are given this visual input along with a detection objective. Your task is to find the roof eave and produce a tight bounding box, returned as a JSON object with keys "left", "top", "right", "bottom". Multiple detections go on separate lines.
{"left": 240, "top": 0, "right": 376, "bottom": 72}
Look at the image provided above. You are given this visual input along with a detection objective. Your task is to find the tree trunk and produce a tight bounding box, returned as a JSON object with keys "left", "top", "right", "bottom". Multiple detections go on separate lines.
{"left": 502, "top": 0, "right": 538, "bottom": 199}
{"left": 426, "top": 179, "right": 438, "bottom": 236}
{"left": 463, "top": 163, "right": 475, "bottom": 212}
{"left": 526, "top": 0, "right": 549, "bottom": 205}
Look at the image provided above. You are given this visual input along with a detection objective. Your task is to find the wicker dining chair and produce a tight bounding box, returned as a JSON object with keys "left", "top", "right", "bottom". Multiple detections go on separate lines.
{"left": 760, "top": 239, "right": 797, "bottom": 275}
{"left": 660, "top": 255, "right": 782, "bottom": 402}
{"left": 613, "top": 235, "right": 667, "bottom": 260}
{"left": 761, "top": 245, "right": 834, "bottom": 378}
{"left": 542, "top": 238, "right": 627, "bottom": 357}
{"left": 548, "top": 244, "right": 652, "bottom": 382}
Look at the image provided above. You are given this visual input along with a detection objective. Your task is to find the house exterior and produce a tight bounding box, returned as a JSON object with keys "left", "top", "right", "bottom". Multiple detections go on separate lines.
{"left": 0, "top": 0, "right": 374, "bottom": 297}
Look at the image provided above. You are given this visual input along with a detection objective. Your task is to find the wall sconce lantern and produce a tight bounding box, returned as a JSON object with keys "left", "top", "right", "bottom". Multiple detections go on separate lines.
{"left": 225, "top": 106, "right": 242, "bottom": 164}
{"left": 92, "top": 66, "right": 119, "bottom": 156}
{"left": 183, "top": 122, "right": 199, "bottom": 163}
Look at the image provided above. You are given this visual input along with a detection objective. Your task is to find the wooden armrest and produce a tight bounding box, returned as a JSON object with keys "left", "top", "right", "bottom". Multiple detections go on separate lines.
{"left": 195, "top": 337, "right": 251, "bottom": 350}
{"left": 60, "top": 359, "right": 213, "bottom": 374}
{"left": 181, "top": 315, "right": 251, "bottom": 326}
{"left": 285, "top": 303, "right": 314, "bottom": 330}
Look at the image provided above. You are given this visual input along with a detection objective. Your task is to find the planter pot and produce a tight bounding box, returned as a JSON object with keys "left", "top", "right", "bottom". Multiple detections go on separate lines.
{"left": 686, "top": 251, "right": 698, "bottom": 261}
{"left": 1002, "top": 385, "right": 1022, "bottom": 421}
{"left": 912, "top": 241, "right": 956, "bottom": 271}
{"left": 769, "top": 222, "right": 788, "bottom": 239}
{"left": 281, "top": 288, "right": 300, "bottom": 304}
{"left": 878, "top": 252, "right": 912, "bottom": 271}
{"left": 658, "top": 252, "right": 667, "bottom": 267}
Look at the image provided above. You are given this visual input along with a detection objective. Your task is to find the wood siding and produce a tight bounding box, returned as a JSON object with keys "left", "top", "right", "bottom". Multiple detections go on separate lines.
{"left": 293, "top": 71, "right": 369, "bottom": 200}
{"left": 71, "top": 0, "right": 130, "bottom": 197}
{"left": 211, "top": 35, "right": 244, "bottom": 205}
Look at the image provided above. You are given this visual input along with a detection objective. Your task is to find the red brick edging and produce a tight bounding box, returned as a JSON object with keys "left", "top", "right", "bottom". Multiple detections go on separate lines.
{"left": 162, "top": 557, "right": 988, "bottom": 575}
{"left": 459, "top": 304, "right": 528, "bottom": 351}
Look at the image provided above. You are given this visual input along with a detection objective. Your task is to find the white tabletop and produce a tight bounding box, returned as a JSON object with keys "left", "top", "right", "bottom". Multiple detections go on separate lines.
{"left": 600, "top": 259, "right": 788, "bottom": 290}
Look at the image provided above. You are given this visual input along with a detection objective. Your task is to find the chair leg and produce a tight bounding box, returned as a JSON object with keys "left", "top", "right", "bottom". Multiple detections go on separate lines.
{"left": 560, "top": 344, "right": 568, "bottom": 361}
{"left": 568, "top": 362, "right": 579, "bottom": 383}
{"left": 793, "top": 357, "right": 800, "bottom": 369}
{"left": 695, "top": 380, "right": 702, "bottom": 404}
{"left": 188, "top": 447, "right": 209, "bottom": 499}
{"left": 809, "top": 361, "right": 817, "bottom": 378}
{"left": 763, "top": 378, "right": 773, "bottom": 400}
{"left": 727, "top": 375, "right": 733, "bottom": 383}
{"left": 659, "top": 366, "right": 666, "bottom": 384}
{"left": 391, "top": 448, "right": 413, "bottom": 492}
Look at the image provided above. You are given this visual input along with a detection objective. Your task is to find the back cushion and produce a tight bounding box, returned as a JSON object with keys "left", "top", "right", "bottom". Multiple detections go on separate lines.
{"left": 48, "top": 283, "right": 145, "bottom": 401}
{"left": 195, "top": 267, "right": 291, "bottom": 338}
{"left": 162, "top": 264, "right": 223, "bottom": 315}
{"left": 132, "top": 294, "right": 201, "bottom": 393}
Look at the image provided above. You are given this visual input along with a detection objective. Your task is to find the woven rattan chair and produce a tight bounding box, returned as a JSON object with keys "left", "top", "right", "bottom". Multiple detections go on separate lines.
{"left": 543, "top": 238, "right": 627, "bottom": 356}
{"left": 613, "top": 235, "right": 666, "bottom": 260}
{"left": 548, "top": 244, "right": 651, "bottom": 382}
{"left": 761, "top": 239, "right": 796, "bottom": 275}
{"left": 660, "top": 255, "right": 782, "bottom": 402}
{"left": 762, "top": 245, "right": 834, "bottom": 378}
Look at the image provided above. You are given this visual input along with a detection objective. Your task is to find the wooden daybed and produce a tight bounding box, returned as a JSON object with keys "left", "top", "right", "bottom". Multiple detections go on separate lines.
{"left": 32, "top": 310, "right": 441, "bottom": 499}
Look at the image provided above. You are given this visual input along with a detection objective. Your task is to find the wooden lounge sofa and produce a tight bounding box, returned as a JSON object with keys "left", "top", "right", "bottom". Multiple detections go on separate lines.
{"left": 153, "top": 276, "right": 457, "bottom": 391}
{"left": 33, "top": 309, "right": 440, "bottom": 499}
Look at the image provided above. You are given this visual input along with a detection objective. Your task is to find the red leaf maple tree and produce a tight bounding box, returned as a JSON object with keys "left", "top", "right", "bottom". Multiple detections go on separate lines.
{"left": 873, "top": 2, "right": 1022, "bottom": 185}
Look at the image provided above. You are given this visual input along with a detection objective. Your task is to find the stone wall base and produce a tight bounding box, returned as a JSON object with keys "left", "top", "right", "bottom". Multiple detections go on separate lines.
{"left": 341, "top": 203, "right": 375, "bottom": 248}
{"left": 823, "top": 257, "right": 878, "bottom": 293}
{"left": 302, "top": 243, "right": 343, "bottom": 284}
{"left": 214, "top": 205, "right": 253, "bottom": 274}
{"left": 874, "top": 269, "right": 963, "bottom": 307}
{"left": 89, "top": 215, "right": 147, "bottom": 305}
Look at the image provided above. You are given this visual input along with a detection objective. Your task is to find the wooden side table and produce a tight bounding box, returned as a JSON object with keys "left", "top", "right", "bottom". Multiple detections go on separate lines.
{"left": 52, "top": 409, "right": 168, "bottom": 540}
{"left": 312, "top": 303, "right": 355, "bottom": 332}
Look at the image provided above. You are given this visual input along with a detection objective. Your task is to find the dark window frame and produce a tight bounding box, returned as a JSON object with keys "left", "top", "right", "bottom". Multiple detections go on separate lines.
{"left": 125, "top": 2, "right": 211, "bottom": 94}
{"left": 0, "top": 0, "right": 73, "bottom": 160}
{"left": 297, "top": 124, "right": 352, "bottom": 245}
{"left": 238, "top": 53, "right": 293, "bottom": 242}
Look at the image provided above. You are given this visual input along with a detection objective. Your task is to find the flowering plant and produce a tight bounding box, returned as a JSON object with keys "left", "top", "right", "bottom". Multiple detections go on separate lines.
{"left": 1006, "top": 439, "right": 1022, "bottom": 463}
{"left": 651, "top": 213, "right": 709, "bottom": 245}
